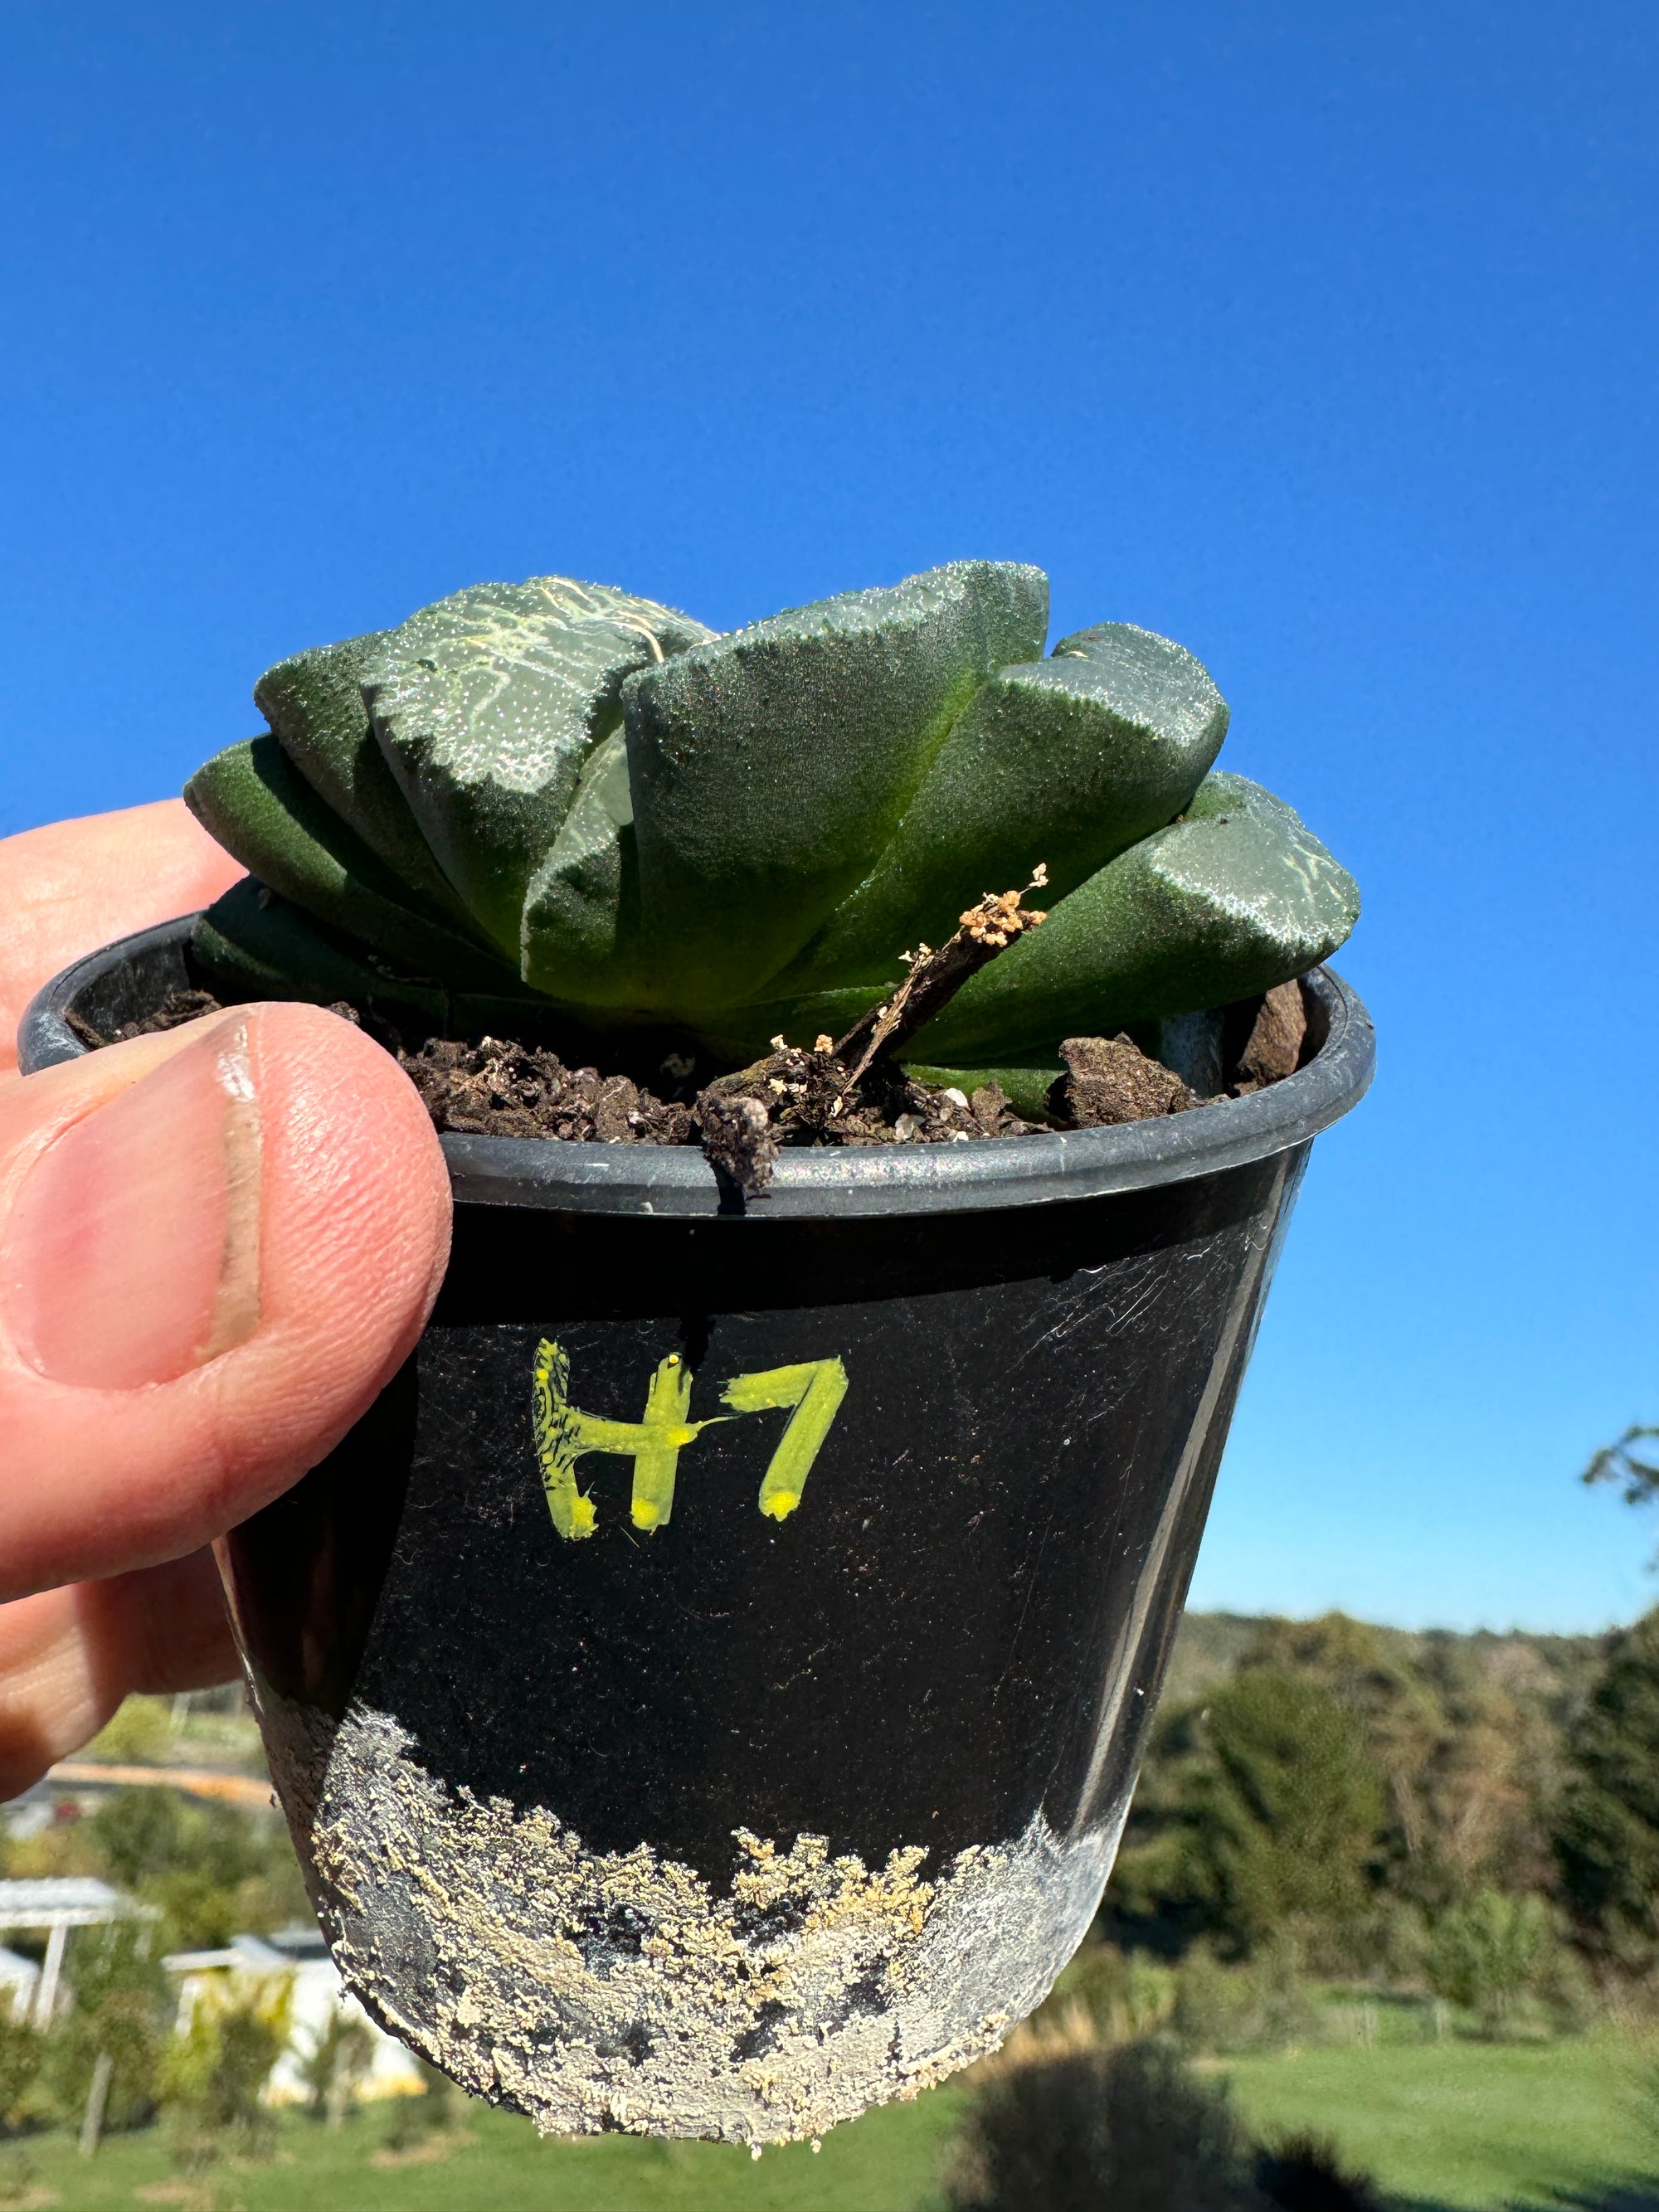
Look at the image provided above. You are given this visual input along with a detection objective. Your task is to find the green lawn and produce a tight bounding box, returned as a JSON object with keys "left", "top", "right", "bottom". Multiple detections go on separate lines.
{"left": 0, "top": 2087, "right": 962, "bottom": 2211}
{"left": 8, "top": 2035, "right": 1659, "bottom": 2210}
{"left": 1223, "top": 2032, "right": 1659, "bottom": 2210}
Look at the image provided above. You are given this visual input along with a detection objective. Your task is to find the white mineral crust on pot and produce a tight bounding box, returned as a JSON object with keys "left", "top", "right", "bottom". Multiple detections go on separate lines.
{"left": 296, "top": 1705, "right": 1119, "bottom": 2144}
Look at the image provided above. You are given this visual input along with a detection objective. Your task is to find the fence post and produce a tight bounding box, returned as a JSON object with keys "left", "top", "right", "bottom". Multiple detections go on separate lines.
{"left": 32, "top": 1922, "right": 66, "bottom": 2030}
{"left": 79, "top": 2051, "right": 114, "bottom": 2157}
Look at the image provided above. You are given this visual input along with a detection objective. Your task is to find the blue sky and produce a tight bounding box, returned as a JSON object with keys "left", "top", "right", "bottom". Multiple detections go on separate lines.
{"left": 2, "top": 3, "right": 1654, "bottom": 1631}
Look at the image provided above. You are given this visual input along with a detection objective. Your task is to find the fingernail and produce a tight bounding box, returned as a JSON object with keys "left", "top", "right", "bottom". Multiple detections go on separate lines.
{"left": 1, "top": 1018, "right": 263, "bottom": 1388}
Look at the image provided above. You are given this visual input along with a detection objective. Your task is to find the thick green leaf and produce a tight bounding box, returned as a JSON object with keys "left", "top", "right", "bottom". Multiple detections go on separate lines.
{"left": 687, "top": 983, "right": 889, "bottom": 1066}
{"left": 184, "top": 738, "right": 523, "bottom": 989}
{"left": 518, "top": 731, "right": 650, "bottom": 1009}
{"left": 364, "top": 578, "right": 713, "bottom": 960}
{"left": 193, "top": 878, "right": 554, "bottom": 1036}
{"left": 777, "top": 620, "right": 1227, "bottom": 990}
{"left": 621, "top": 561, "right": 1049, "bottom": 1012}
{"left": 254, "top": 633, "right": 478, "bottom": 930}
{"left": 911, "top": 773, "right": 1360, "bottom": 1061}
{"left": 192, "top": 878, "right": 450, "bottom": 1018}
{"left": 898, "top": 1058, "right": 1066, "bottom": 1122}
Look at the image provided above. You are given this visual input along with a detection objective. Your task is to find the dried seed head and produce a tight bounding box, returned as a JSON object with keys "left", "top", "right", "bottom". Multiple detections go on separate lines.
{"left": 959, "top": 870, "right": 1048, "bottom": 944}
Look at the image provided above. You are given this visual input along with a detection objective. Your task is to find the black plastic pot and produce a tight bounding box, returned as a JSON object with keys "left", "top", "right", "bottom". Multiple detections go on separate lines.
{"left": 22, "top": 918, "right": 1372, "bottom": 2145}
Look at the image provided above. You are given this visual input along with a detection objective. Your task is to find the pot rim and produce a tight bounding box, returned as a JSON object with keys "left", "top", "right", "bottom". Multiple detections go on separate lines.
{"left": 20, "top": 914, "right": 1374, "bottom": 1221}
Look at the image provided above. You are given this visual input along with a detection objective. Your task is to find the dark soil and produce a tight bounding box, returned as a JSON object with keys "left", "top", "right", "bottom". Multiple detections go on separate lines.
{"left": 689, "top": 1042, "right": 1035, "bottom": 1194}
{"left": 73, "top": 976, "right": 1311, "bottom": 1194}
{"left": 67, "top": 987, "right": 224, "bottom": 1048}
{"left": 392, "top": 1033, "right": 1037, "bottom": 1194}
{"left": 400, "top": 1035, "right": 698, "bottom": 1148}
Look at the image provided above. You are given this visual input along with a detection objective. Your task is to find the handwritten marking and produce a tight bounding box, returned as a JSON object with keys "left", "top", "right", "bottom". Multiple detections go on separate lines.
{"left": 531, "top": 1344, "right": 849, "bottom": 1540}
{"left": 720, "top": 1359, "right": 850, "bottom": 1521}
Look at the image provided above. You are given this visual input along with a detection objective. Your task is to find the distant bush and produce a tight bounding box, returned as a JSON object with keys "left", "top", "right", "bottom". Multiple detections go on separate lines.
{"left": 0, "top": 2015, "right": 44, "bottom": 2137}
{"left": 74, "top": 1920, "right": 163, "bottom": 2007}
{"left": 43, "top": 1989, "right": 163, "bottom": 2134}
{"left": 1426, "top": 1889, "right": 1553, "bottom": 2039}
{"left": 299, "top": 2003, "right": 377, "bottom": 2127}
{"left": 1255, "top": 2130, "right": 1384, "bottom": 2211}
{"left": 160, "top": 1973, "right": 291, "bottom": 2171}
{"left": 83, "top": 1696, "right": 175, "bottom": 1767}
{"left": 1136, "top": 1669, "right": 1383, "bottom": 1962}
{"left": 382, "top": 2057, "right": 460, "bottom": 2152}
{"left": 86, "top": 1786, "right": 309, "bottom": 1951}
{"left": 1556, "top": 1607, "right": 1659, "bottom": 1972}
{"left": 1533, "top": 1932, "right": 1601, "bottom": 2036}
{"left": 1036, "top": 1939, "right": 1176, "bottom": 2044}
{"left": 32, "top": 1922, "right": 170, "bottom": 2137}
{"left": 946, "top": 2010, "right": 1389, "bottom": 2212}
{"left": 946, "top": 2030, "right": 1257, "bottom": 2212}
{"left": 1173, "top": 1938, "right": 1326, "bottom": 2056}
{"left": 87, "top": 1788, "right": 182, "bottom": 1891}
{"left": 1366, "top": 1898, "right": 1431, "bottom": 1985}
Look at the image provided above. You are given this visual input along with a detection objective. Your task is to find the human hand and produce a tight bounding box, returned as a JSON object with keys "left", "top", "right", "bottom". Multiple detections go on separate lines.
{"left": 0, "top": 800, "right": 451, "bottom": 1795}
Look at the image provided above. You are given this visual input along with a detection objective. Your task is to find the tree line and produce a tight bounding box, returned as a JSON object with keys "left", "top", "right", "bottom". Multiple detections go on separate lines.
{"left": 1096, "top": 1604, "right": 1659, "bottom": 2030}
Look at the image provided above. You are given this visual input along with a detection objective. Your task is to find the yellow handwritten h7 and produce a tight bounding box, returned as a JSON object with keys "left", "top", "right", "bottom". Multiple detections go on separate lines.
{"left": 531, "top": 1342, "right": 848, "bottom": 1541}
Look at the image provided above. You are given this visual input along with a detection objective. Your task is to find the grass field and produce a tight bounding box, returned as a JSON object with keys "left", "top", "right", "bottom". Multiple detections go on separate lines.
{"left": 5, "top": 2034, "right": 1658, "bottom": 2209}
{"left": 0, "top": 2087, "right": 962, "bottom": 2212}
{"left": 1224, "top": 2032, "right": 1659, "bottom": 2210}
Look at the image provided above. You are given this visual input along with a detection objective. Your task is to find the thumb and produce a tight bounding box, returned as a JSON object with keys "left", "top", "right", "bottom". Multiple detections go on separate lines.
{"left": 0, "top": 1004, "right": 451, "bottom": 1600}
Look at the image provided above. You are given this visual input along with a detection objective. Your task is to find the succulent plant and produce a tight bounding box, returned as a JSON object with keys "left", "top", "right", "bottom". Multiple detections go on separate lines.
{"left": 184, "top": 562, "right": 1359, "bottom": 1100}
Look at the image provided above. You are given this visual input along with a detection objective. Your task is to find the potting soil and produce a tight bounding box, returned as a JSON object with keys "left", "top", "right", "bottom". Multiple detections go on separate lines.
{"left": 71, "top": 980, "right": 1307, "bottom": 1175}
